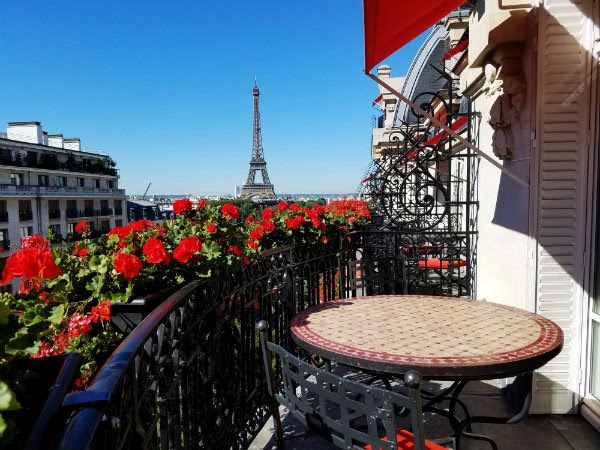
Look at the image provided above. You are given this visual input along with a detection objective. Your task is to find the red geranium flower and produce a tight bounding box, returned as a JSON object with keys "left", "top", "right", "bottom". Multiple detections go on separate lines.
{"left": 143, "top": 238, "right": 170, "bottom": 265}
{"left": 90, "top": 300, "right": 112, "bottom": 323}
{"left": 173, "top": 198, "right": 193, "bottom": 215}
{"left": 67, "top": 312, "right": 92, "bottom": 337}
{"left": 277, "top": 201, "right": 289, "bottom": 211}
{"left": 289, "top": 203, "right": 301, "bottom": 213}
{"left": 262, "top": 208, "right": 275, "bottom": 220}
{"left": 244, "top": 215, "right": 255, "bottom": 225}
{"left": 173, "top": 236, "right": 202, "bottom": 263}
{"left": 21, "top": 235, "right": 49, "bottom": 250}
{"left": 284, "top": 216, "right": 305, "bottom": 230}
{"left": 1, "top": 242, "right": 62, "bottom": 293}
{"left": 262, "top": 220, "right": 275, "bottom": 233}
{"left": 249, "top": 228, "right": 263, "bottom": 241}
{"left": 196, "top": 200, "right": 207, "bottom": 211}
{"left": 221, "top": 203, "right": 239, "bottom": 221}
{"left": 228, "top": 245, "right": 243, "bottom": 256}
{"left": 129, "top": 220, "right": 156, "bottom": 232}
{"left": 114, "top": 252, "right": 143, "bottom": 279}
{"left": 206, "top": 222, "right": 217, "bottom": 233}
{"left": 245, "top": 240, "right": 259, "bottom": 251}
{"left": 75, "top": 220, "right": 88, "bottom": 233}
{"left": 73, "top": 242, "right": 89, "bottom": 257}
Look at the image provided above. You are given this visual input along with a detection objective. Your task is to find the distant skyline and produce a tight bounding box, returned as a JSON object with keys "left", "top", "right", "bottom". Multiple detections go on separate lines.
{"left": 1, "top": 1, "right": 428, "bottom": 196}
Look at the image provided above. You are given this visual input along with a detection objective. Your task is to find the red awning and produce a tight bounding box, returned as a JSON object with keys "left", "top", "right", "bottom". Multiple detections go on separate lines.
{"left": 364, "top": 0, "right": 467, "bottom": 72}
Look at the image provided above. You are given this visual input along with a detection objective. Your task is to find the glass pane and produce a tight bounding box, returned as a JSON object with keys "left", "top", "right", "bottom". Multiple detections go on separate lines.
{"left": 591, "top": 320, "right": 600, "bottom": 399}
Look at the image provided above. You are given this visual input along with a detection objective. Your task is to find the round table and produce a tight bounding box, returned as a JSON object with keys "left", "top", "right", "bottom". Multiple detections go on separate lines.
{"left": 290, "top": 295, "right": 563, "bottom": 380}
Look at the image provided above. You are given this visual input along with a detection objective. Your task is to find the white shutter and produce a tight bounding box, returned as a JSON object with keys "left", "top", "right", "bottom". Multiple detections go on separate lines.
{"left": 532, "top": 0, "right": 593, "bottom": 413}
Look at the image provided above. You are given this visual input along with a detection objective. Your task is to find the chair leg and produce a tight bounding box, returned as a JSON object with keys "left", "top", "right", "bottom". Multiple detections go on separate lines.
{"left": 271, "top": 400, "right": 285, "bottom": 449}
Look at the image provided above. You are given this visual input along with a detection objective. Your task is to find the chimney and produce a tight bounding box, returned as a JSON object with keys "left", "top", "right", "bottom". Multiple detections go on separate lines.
{"left": 42, "top": 131, "right": 49, "bottom": 146}
{"left": 7, "top": 121, "right": 43, "bottom": 144}
{"left": 48, "top": 134, "right": 64, "bottom": 148}
{"left": 63, "top": 138, "right": 81, "bottom": 151}
{"left": 377, "top": 65, "right": 392, "bottom": 78}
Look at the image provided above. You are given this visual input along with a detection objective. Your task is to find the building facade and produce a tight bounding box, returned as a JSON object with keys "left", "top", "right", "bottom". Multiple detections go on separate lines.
{"left": 369, "top": 0, "right": 600, "bottom": 428}
{"left": 0, "top": 121, "right": 127, "bottom": 291}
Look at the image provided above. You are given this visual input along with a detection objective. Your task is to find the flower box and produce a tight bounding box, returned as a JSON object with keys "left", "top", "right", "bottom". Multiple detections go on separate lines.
{"left": 110, "top": 289, "right": 175, "bottom": 334}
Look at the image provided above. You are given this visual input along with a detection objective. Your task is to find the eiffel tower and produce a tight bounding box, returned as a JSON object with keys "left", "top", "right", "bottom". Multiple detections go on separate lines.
{"left": 240, "top": 81, "right": 277, "bottom": 199}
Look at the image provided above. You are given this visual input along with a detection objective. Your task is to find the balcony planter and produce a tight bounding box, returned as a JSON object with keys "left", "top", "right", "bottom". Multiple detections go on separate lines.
{"left": 4, "top": 353, "right": 80, "bottom": 450}
{"left": 110, "top": 288, "right": 176, "bottom": 334}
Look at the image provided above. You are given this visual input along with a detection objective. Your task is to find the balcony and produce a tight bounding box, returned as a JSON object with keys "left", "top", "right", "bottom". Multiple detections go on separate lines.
{"left": 114, "top": 208, "right": 123, "bottom": 216}
{"left": 82, "top": 208, "right": 95, "bottom": 217}
{"left": 0, "top": 151, "right": 118, "bottom": 177}
{"left": 65, "top": 209, "right": 79, "bottom": 219}
{"left": 48, "top": 209, "right": 61, "bottom": 219}
{"left": 0, "top": 211, "right": 7, "bottom": 222}
{"left": 99, "top": 207, "right": 113, "bottom": 216}
{"left": 0, "top": 183, "right": 125, "bottom": 197}
{"left": 49, "top": 235, "right": 599, "bottom": 449}
{"left": 19, "top": 210, "right": 33, "bottom": 221}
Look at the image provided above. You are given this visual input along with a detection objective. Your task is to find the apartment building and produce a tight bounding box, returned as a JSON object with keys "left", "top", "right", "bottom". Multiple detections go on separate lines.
{"left": 0, "top": 121, "right": 127, "bottom": 291}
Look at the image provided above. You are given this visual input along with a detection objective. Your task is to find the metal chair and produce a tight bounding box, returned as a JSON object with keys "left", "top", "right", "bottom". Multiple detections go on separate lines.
{"left": 258, "top": 321, "right": 446, "bottom": 450}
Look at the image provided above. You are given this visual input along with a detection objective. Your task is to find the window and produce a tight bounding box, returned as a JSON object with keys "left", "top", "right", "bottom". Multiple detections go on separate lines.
{"left": 107, "top": 180, "right": 114, "bottom": 189}
{"left": 84, "top": 200, "right": 94, "bottom": 217}
{"left": 0, "top": 229, "right": 8, "bottom": 247}
{"left": 100, "top": 220, "right": 110, "bottom": 231}
{"left": 115, "top": 219, "right": 123, "bottom": 227}
{"left": 38, "top": 175, "right": 49, "bottom": 186}
{"left": 48, "top": 200, "right": 60, "bottom": 219}
{"left": 48, "top": 224, "right": 61, "bottom": 242}
{"left": 66, "top": 200, "right": 78, "bottom": 218}
{"left": 94, "top": 179, "right": 100, "bottom": 188}
{"left": 67, "top": 223, "right": 75, "bottom": 235}
{"left": 77, "top": 178, "right": 84, "bottom": 187}
{"left": 19, "top": 200, "right": 31, "bottom": 211}
{"left": 55, "top": 176, "right": 67, "bottom": 187}
{"left": 19, "top": 226, "right": 33, "bottom": 238}
{"left": 18, "top": 200, "right": 32, "bottom": 221}
{"left": 10, "top": 173, "right": 24, "bottom": 186}
{"left": 0, "top": 201, "right": 7, "bottom": 222}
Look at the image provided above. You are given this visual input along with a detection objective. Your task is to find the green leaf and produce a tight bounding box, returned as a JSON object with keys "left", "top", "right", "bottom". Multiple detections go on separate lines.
{"left": 107, "top": 234, "right": 119, "bottom": 245}
{"left": 89, "top": 256, "right": 108, "bottom": 275}
{"left": 85, "top": 276, "right": 104, "bottom": 297}
{"left": 48, "top": 304, "right": 65, "bottom": 325}
{"left": 0, "top": 381, "right": 20, "bottom": 411}
{"left": 0, "top": 413, "right": 6, "bottom": 437}
{"left": 0, "top": 303, "right": 10, "bottom": 326}
{"left": 201, "top": 240, "right": 221, "bottom": 260}
{"left": 4, "top": 331, "right": 39, "bottom": 355}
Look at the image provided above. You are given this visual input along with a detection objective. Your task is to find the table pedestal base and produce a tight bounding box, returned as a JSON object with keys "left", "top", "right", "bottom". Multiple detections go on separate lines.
{"left": 423, "top": 373, "right": 533, "bottom": 450}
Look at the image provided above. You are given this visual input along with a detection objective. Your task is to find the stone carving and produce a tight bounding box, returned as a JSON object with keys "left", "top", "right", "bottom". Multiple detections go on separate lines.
{"left": 480, "top": 46, "right": 526, "bottom": 161}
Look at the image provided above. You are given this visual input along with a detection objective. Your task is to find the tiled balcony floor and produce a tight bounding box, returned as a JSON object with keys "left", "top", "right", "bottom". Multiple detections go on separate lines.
{"left": 249, "top": 380, "right": 600, "bottom": 450}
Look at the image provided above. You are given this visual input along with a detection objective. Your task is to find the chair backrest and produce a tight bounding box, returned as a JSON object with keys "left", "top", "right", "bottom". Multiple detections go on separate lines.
{"left": 258, "top": 321, "right": 426, "bottom": 450}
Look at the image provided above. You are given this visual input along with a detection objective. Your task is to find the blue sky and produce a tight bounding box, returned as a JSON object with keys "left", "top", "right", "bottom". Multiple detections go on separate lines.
{"left": 1, "top": 1, "right": 427, "bottom": 195}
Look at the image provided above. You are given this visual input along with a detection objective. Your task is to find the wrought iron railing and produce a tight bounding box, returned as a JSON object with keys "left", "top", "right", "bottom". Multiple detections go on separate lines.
{"left": 58, "top": 235, "right": 406, "bottom": 449}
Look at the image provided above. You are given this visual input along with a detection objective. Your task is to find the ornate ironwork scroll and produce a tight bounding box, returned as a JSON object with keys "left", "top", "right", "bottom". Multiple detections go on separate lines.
{"left": 366, "top": 82, "right": 478, "bottom": 297}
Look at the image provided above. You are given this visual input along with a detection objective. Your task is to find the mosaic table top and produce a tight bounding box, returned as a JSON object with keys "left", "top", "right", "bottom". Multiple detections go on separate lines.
{"left": 290, "top": 295, "right": 563, "bottom": 380}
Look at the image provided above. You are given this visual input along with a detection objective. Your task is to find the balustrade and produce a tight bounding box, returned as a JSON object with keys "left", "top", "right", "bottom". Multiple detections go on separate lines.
{"left": 58, "top": 232, "right": 406, "bottom": 449}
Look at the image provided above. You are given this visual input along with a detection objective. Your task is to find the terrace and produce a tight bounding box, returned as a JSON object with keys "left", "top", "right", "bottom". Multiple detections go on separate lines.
{"left": 2, "top": 1, "right": 600, "bottom": 449}
{"left": 38, "top": 228, "right": 596, "bottom": 449}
